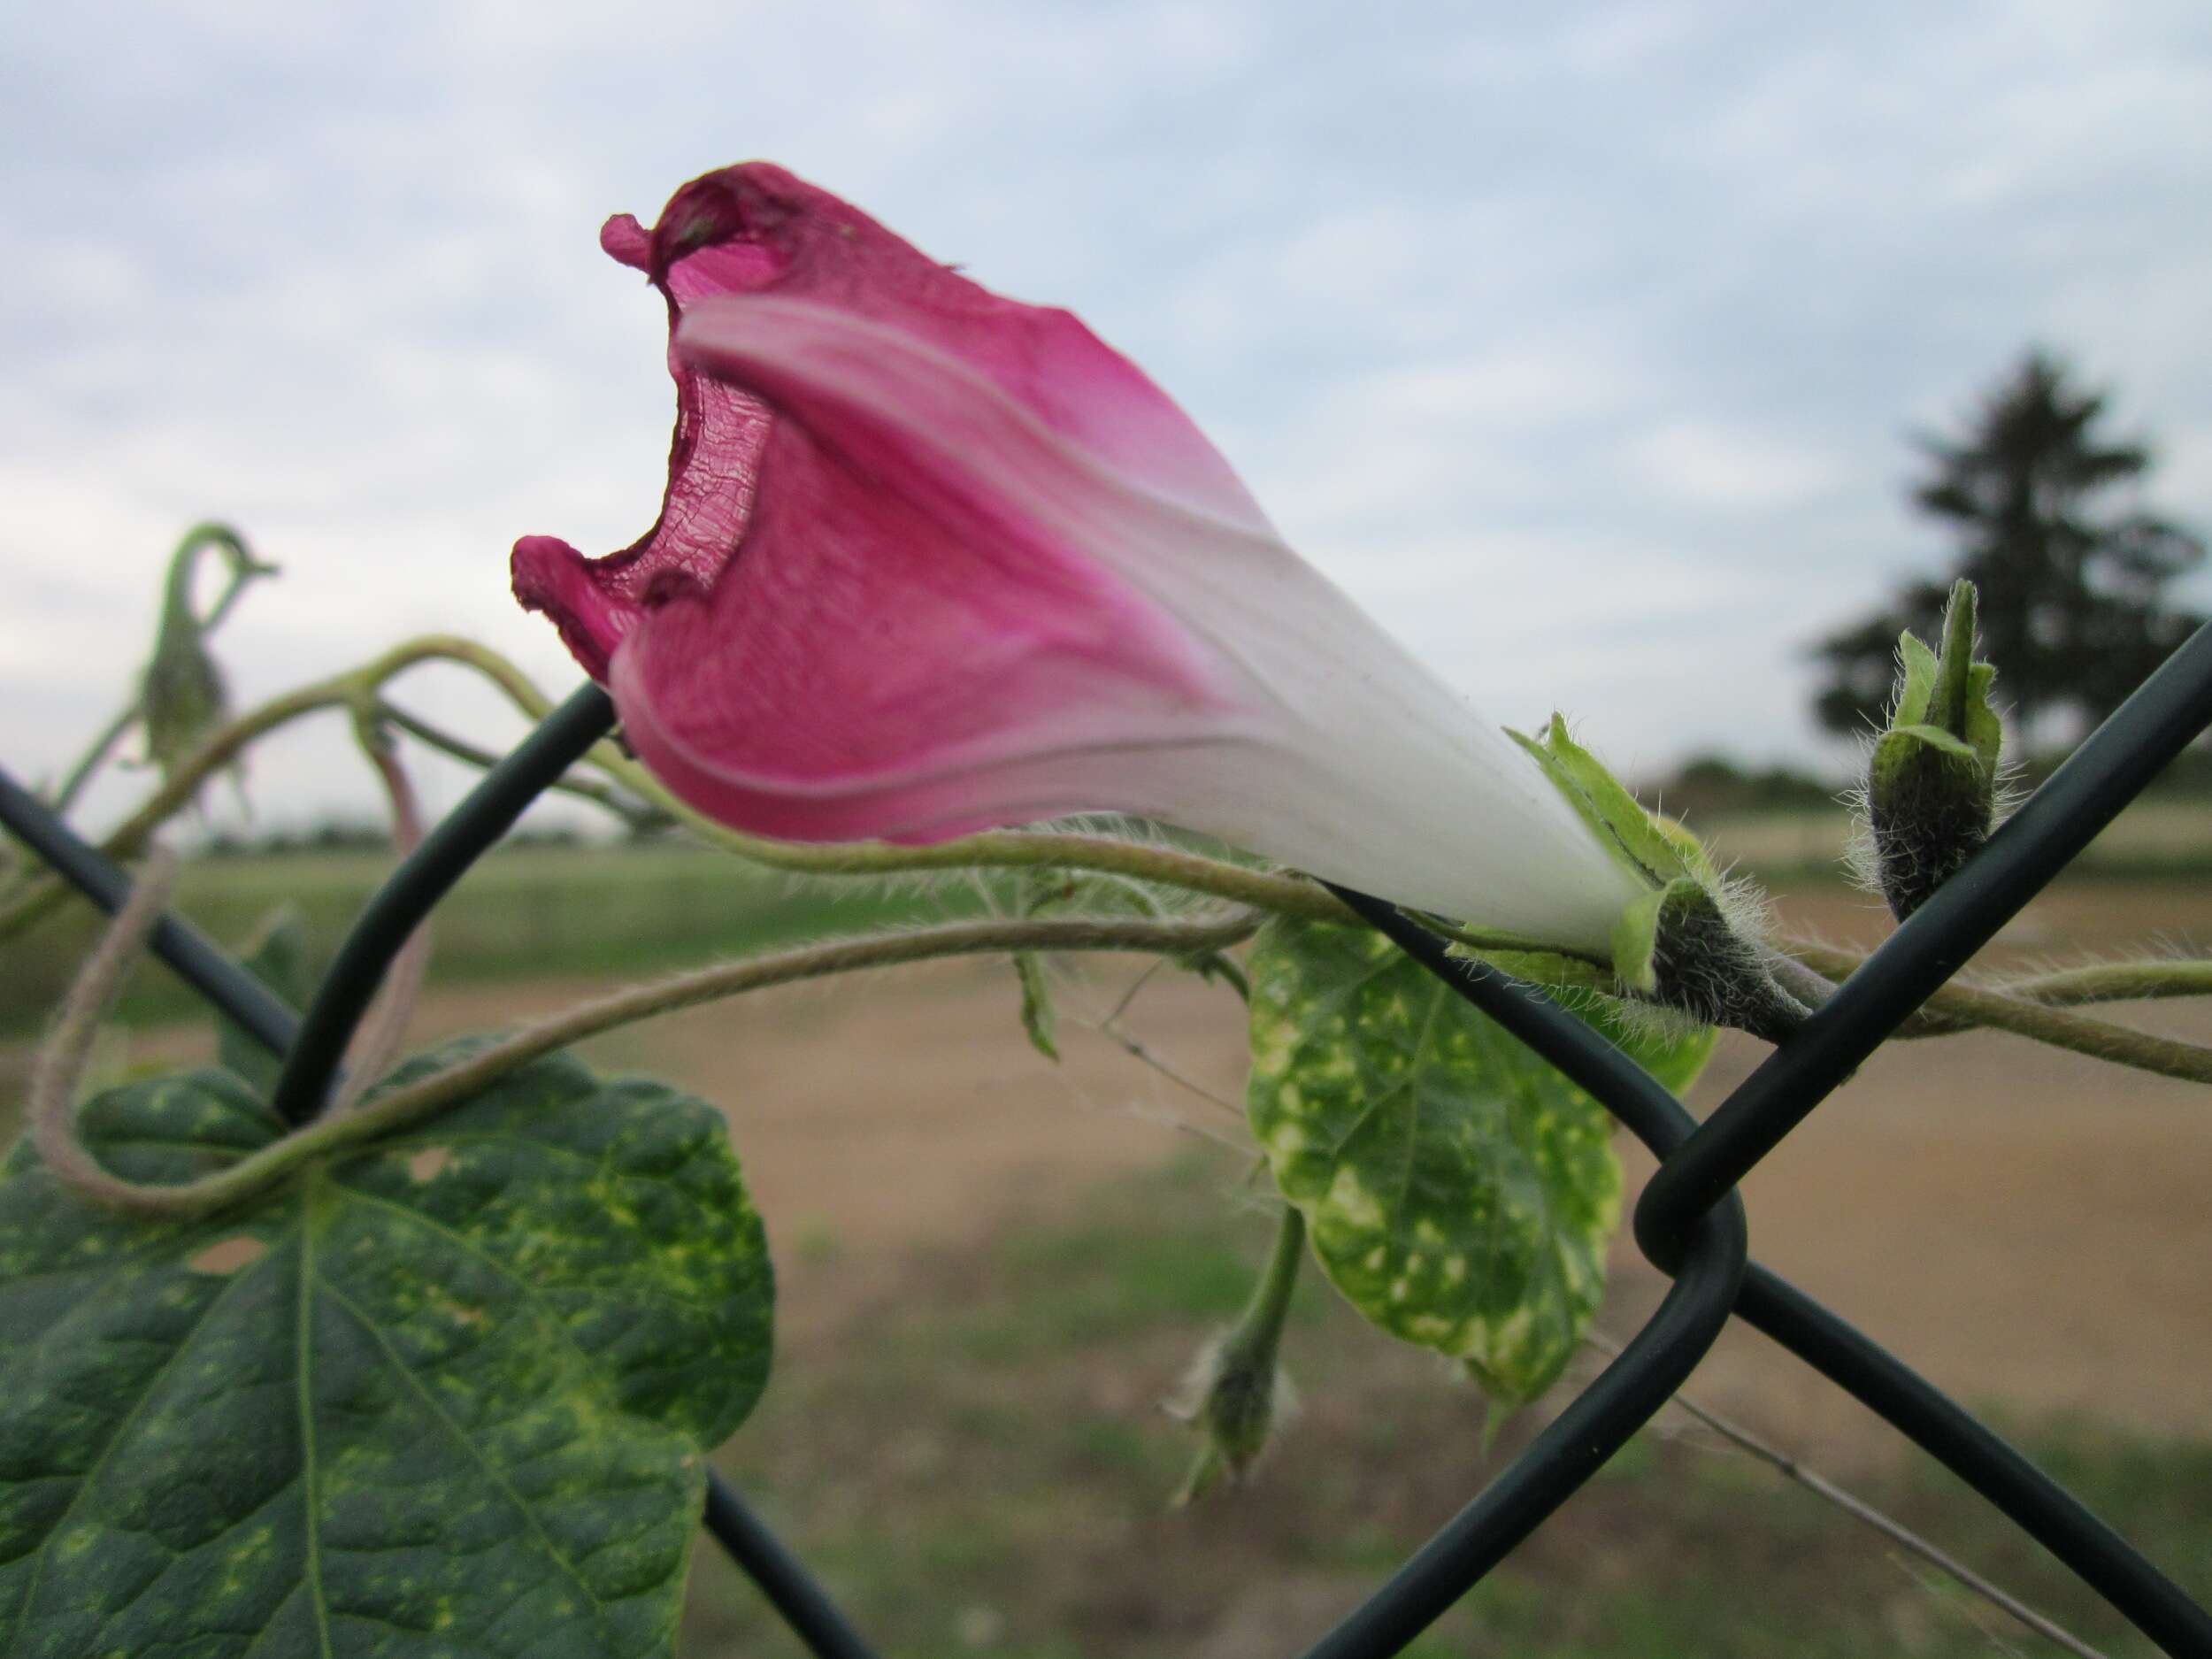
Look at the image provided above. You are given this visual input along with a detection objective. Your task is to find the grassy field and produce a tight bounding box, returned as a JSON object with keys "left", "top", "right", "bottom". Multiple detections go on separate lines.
{"left": 681, "top": 1156, "right": 2212, "bottom": 1659}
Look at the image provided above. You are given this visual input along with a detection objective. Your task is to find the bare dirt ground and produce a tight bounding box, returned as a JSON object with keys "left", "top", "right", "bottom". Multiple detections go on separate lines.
{"left": 30, "top": 878, "right": 2212, "bottom": 1461}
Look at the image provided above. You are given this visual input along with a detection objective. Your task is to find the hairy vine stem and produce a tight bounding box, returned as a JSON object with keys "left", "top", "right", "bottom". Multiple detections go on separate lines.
{"left": 30, "top": 849, "right": 183, "bottom": 1210}
{"left": 36, "top": 906, "right": 1261, "bottom": 1221}
{"left": 1785, "top": 940, "right": 2212, "bottom": 1084}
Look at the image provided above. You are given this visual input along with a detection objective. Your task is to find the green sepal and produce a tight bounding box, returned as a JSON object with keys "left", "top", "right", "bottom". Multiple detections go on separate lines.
{"left": 139, "top": 626, "right": 227, "bottom": 780}
{"left": 1890, "top": 629, "right": 1942, "bottom": 727}
{"left": 1004, "top": 867, "right": 1236, "bottom": 1061}
{"left": 1508, "top": 715, "right": 1701, "bottom": 888}
{"left": 1440, "top": 939, "right": 1717, "bottom": 1098}
{"left": 1609, "top": 882, "right": 1676, "bottom": 998}
{"left": 1960, "top": 663, "right": 2003, "bottom": 775}
{"left": 1878, "top": 722, "right": 1978, "bottom": 769}
{"left": 1448, "top": 942, "right": 1616, "bottom": 996}
{"left": 1884, "top": 581, "right": 2001, "bottom": 781}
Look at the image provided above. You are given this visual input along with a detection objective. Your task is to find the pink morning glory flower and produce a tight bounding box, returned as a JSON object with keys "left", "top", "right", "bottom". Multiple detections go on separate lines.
{"left": 513, "top": 164, "right": 1643, "bottom": 950}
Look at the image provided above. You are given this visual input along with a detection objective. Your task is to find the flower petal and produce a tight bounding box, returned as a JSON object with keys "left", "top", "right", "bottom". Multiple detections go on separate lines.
{"left": 641, "top": 294, "right": 1641, "bottom": 946}
{"left": 609, "top": 296, "right": 1247, "bottom": 842}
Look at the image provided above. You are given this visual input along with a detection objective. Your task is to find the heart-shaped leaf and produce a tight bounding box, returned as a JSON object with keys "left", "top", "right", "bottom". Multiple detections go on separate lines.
{"left": 1247, "top": 918, "right": 1710, "bottom": 1407}
{"left": 0, "top": 1041, "right": 772, "bottom": 1658}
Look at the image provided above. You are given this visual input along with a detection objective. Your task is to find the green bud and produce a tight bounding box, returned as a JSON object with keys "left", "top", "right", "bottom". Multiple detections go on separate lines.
{"left": 1167, "top": 1207, "right": 1302, "bottom": 1505}
{"left": 1863, "top": 581, "right": 2002, "bottom": 920}
{"left": 139, "top": 524, "right": 277, "bottom": 784}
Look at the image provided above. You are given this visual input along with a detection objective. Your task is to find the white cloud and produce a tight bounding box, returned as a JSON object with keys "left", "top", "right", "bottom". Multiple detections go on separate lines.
{"left": 1624, "top": 420, "right": 1844, "bottom": 514}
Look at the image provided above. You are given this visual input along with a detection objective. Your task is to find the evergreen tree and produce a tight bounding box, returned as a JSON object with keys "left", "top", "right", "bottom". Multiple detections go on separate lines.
{"left": 1813, "top": 350, "right": 2205, "bottom": 752}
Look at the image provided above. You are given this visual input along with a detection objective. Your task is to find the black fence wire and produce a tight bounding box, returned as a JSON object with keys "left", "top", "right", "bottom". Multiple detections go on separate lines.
{"left": 4, "top": 619, "right": 2212, "bottom": 1658}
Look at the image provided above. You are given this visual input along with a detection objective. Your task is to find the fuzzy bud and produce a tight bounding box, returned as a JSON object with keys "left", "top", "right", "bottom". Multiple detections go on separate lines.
{"left": 140, "top": 524, "right": 277, "bottom": 784}
{"left": 1863, "top": 581, "right": 2002, "bottom": 921}
{"left": 1166, "top": 1209, "right": 1302, "bottom": 1505}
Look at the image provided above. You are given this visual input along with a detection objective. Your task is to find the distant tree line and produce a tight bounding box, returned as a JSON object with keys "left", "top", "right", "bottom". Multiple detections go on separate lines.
{"left": 201, "top": 820, "right": 588, "bottom": 859}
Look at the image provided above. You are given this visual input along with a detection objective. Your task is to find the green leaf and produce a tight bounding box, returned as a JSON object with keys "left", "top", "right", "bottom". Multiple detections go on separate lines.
{"left": 1246, "top": 918, "right": 1709, "bottom": 1408}
{"left": 0, "top": 1041, "right": 772, "bottom": 1659}
{"left": 213, "top": 907, "right": 315, "bottom": 1096}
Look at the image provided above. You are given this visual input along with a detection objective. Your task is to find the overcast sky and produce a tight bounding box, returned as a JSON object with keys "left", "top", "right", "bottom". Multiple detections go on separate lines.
{"left": 5, "top": 0, "right": 2209, "bottom": 835}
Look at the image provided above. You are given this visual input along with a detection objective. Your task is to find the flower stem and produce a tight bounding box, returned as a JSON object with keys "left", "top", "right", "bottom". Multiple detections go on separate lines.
{"left": 1243, "top": 1201, "right": 1307, "bottom": 1335}
{"left": 40, "top": 907, "right": 1261, "bottom": 1220}
{"left": 1997, "top": 958, "right": 2212, "bottom": 1007}
{"left": 1172, "top": 1202, "right": 1304, "bottom": 1505}
{"left": 1785, "top": 941, "right": 2212, "bottom": 1085}
{"left": 30, "top": 849, "right": 183, "bottom": 1210}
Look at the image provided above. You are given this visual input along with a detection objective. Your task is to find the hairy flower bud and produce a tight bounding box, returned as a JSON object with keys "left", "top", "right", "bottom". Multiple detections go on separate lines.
{"left": 1165, "top": 1208, "right": 1303, "bottom": 1505}
{"left": 1860, "top": 581, "right": 2003, "bottom": 920}
{"left": 140, "top": 524, "right": 276, "bottom": 785}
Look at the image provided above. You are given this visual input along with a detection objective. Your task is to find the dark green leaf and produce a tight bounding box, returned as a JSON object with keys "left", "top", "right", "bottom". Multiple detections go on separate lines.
{"left": 1247, "top": 918, "right": 1709, "bottom": 1407}
{"left": 0, "top": 1041, "right": 772, "bottom": 1658}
